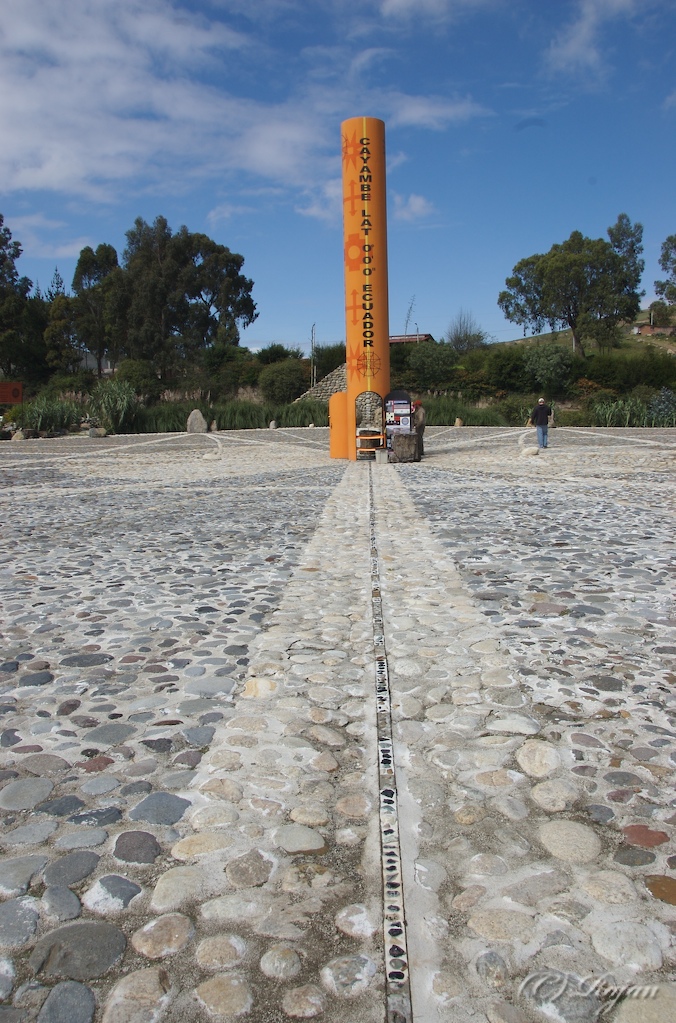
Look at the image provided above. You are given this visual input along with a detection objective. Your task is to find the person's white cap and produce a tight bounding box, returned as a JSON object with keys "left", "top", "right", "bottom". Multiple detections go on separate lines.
{"left": 538, "top": 397, "right": 545, "bottom": 402}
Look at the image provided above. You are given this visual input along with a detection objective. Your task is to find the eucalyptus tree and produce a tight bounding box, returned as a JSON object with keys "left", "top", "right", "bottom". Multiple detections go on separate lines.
{"left": 655, "top": 234, "right": 676, "bottom": 307}
{"left": 498, "top": 214, "right": 644, "bottom": 355}
{"left": 0, "top": 213, "right": 49, "bottom": 382}
{"left": 112, "top": 216, "right": 257, "bottom": 381}
{"left": 72, "top": 243, "right": 119, "bottom": 376}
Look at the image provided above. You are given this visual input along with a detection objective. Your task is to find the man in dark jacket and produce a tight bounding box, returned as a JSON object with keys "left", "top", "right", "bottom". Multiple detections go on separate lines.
{"left": 412, "top": 401, "right": 426, "bottom": 456}
{"left": 531, "top": 397, "right": 552, "bottom": 449}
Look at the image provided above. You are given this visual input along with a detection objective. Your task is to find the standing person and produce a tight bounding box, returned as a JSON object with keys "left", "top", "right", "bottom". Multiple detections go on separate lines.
{"left": 531, "top": 396, "right": 552, "bottom": 449}
{"left": 412, "top": 400, "right": 426, "bottom": 456}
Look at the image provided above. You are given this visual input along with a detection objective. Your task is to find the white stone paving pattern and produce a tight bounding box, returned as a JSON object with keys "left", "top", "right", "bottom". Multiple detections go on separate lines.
{"left": 0, "top": 425, "right": 674, "bottom": 1023}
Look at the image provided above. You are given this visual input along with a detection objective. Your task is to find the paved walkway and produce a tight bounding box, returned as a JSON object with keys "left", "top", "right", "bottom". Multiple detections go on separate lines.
{"left": 0, "top": 427, "right": 674, "bottom": 1023}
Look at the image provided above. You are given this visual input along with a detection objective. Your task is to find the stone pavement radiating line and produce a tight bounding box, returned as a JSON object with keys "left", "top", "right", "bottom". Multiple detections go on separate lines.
{"left": 0, "top": 427, "right": 674, "bottom": 1023}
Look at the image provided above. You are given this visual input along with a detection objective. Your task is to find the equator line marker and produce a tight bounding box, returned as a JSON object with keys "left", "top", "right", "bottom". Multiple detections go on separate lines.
{"left": 369, "top": 463, "right": 413, "bottom": 1023}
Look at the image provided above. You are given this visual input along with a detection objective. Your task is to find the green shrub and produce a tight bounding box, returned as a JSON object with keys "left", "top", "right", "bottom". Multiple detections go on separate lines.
{"left": 213, "top": 401, "right": 271, "bottom": 430}
{"left": 133, "top": 400, "right": 213, "bottom": 433}
{"left": 407, "top": 341, "right": 458, "bottom": 391}
{"left": 590, "top": 397, "right": 648, "bottom": 427}
{"left": 89, "top": 379, "right": 141, "bottom": 433}
{"left": 485, "top": 344, "right": 528, "bottom": 391}
{"left": 523, "top": 343, "right": 574, "bottom": 395}
{"left": 555, "top": 409, "right": 593, "bottom": 427}
{"left": 582, "top": 349, "right": 676, "bottom": 392}
{"left": 134, "top": 404, "right": 189, "bottom": 433}
{"left": 257, "top": 343, "right": 303, "bottom": 365}
{"left": 277, "top": 401, "right": 328, "bottom": 427}
{"left": 450, "top": 368, "right": 493, "bottom": 402}
{"left": 39, "top": 371, "right": 96, "bottom": 399}
{"left": 315, "top": 343, "right": 346, "bottom": 381}
{"left": 115, "top": 359, "right": 163, "bottom": 400}
{"left": 630, "top": 384, "right": 659, "bottom": 403}
{"left": 258, "top": 359, "right": 309, "bottom": 404}
{"left": 198, "top": 344, "right": 261, "bottom": 395}
{"left": 647, "top": 387, "right": 676, "bottom": 426}
{"left": 492, "top": 395, "right": 538, "bottom": 426}
{"left": 422, "top": 397, "right": 508, "bottom": 427}
{"left": 456, "top": 405, "right": 508, "bottom": 427}
{"left": 14, "top": 396, "right": 81, "bottom": 432}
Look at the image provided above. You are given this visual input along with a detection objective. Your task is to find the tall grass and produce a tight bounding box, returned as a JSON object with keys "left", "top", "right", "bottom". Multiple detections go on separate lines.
{"left": 214, "top": 401, "right": 272, "bottom": 430}
{"left": 89, "top": 380, "right": 141, "bottom": 433}
{"left": 277, "top": 400, "right": 328, "bottom": 427}
{"left": 134, "top": 402, "right": 203, "bottom": 433}
{"left": 14, "top": 396, "right": 81, "bottom": 432}
{"left": 132, "top": 398, "right": 329, "bottom": 433}
{"left": 591, "top": 388, "right": 676, "bottom": 427}
{"left": 423, "top": 397, "right": 508, "bottom": 427}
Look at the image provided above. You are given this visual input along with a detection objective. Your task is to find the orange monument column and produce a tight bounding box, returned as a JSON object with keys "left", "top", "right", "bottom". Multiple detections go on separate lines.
{"left": 340, "top": 116, "right": 390, "bottom": 460}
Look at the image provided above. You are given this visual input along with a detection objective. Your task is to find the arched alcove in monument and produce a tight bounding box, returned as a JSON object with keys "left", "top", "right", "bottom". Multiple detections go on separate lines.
{"left": 355, "top": 390, "right": 384, "bottom": 458}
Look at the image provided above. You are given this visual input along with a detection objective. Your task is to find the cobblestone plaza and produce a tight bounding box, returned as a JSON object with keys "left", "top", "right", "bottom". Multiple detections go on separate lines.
{"left": 0, "top": 426, "right": 674, "bottom": 1022}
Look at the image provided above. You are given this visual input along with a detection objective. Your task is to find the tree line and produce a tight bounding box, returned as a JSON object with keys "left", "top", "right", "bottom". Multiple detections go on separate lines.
{"left": 498, "top": 214, "right": 675, "bottom": 354}
{"left": 0, "top": 214, "right": 257, "bottom": 387}
{"left": 390, "top": 214, "right": 675, "bottom": 397}
{"left": 1, "top": 210, "right": 675, "bottom": 403}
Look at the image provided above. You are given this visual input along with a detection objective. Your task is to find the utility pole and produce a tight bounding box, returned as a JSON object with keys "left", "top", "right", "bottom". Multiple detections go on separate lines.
{"left": 310, "top": 323, "right": 317, "bottom": 388}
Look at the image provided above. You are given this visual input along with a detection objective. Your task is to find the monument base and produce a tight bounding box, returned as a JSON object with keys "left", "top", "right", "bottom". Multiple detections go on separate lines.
{"left": 389, "top": 432, "right": 421, "bottom": 462}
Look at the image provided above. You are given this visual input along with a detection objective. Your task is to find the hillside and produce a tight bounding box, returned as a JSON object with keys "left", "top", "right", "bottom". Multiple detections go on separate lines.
{"left": 499, "top": 309, "right": 675, "bottom": 356}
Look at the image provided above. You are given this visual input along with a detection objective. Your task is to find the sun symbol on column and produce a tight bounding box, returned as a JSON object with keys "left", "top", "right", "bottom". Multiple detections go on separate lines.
{"left": 346, "top": 342, "right": 363, "bottom": 381}
{"left": 342, "top": 129, "right": 361, "bottom": 170}
{"left": 344, "top": 233, "right": 362, "bottom": 273}
{"left": 357, "top": 350, "right": 381, "bottom": 378}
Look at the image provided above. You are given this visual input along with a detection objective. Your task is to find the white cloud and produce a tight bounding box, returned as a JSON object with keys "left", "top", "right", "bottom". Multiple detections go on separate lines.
{"left": 296, "top": 178, "right": 343, "bottom": 221}
{"left": 348, "top": 47, "right": 394, "bottom": 77}
{"left": 5, "top": 214, "right": 92, "bottom": 261}
{"left": 206, "top": 203, "right": 258, "bottom": 226}
{"left": 387, "top": 151, "right": 409, "bottom": 172}
{"left": 0, "top": 0, "right": 259, "bottom": 199}
{"left": 0, "top": 0, "right": 492, "bottom": 231}
{"left": 377, "top": 0, "right": 494, "bottom": 19}
{"left": 544, "top": 0, "right": 637, "bottom": 77}
{"left": 392, "top": 192, "right": 435, "bottom": 221}
{"left": 385, "top": 92, "right": 492, "bottom": 130}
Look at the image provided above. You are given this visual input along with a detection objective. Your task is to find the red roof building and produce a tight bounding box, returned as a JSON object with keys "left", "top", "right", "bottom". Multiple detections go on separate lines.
{"left": 389, "top": 333, "right": 436, "bottom": 344}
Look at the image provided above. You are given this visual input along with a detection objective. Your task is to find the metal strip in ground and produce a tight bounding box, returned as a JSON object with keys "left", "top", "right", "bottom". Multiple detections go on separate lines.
{"left": 368, "top": 463, "right": 413, "bottom": 1023}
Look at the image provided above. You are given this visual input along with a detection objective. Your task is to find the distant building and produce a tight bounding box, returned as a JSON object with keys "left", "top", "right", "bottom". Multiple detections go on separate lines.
{"left": 632, "top": 324, "right": 674, "bottom": 337}
{"left": 81, "top": 353, "right": 115, "bottom": 375}
{"left": 389, "top": 333, "right": 436, "bottom": 344}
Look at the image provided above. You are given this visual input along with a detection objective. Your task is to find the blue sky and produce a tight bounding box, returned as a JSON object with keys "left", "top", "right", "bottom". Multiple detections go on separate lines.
{"left": 1, "top": 0, "right": 675, "bottom": 352}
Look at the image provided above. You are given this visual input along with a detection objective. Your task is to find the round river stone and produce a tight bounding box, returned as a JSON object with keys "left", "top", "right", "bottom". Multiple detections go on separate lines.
{"left": 273, "top": 824, "right": 327, "bottom": 855}
{"left": 30, "top": 921, "right": 126, "bottom": 980}
{"left": 0, "top": 778, "right": 54, "bottom": 811}
{"left": 44, "top": 852, "right": 100, "bottom": 888}
{"left": 128, "top": 793, "right": 191, "bottom": 825}
{"left": 36, "top": 980, "right": 96, "bottom": 1023}
{"left": 538, "top": 821, "right": 601, "bottom": 863}
{"left": 60, "top": 654, "right": 113, "bottom": 667}
{"left": 113, "top": 831, "right": 162, "bottom": 864}
{"left": 0, "top": 898, "right": 40, "bottom": 948}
